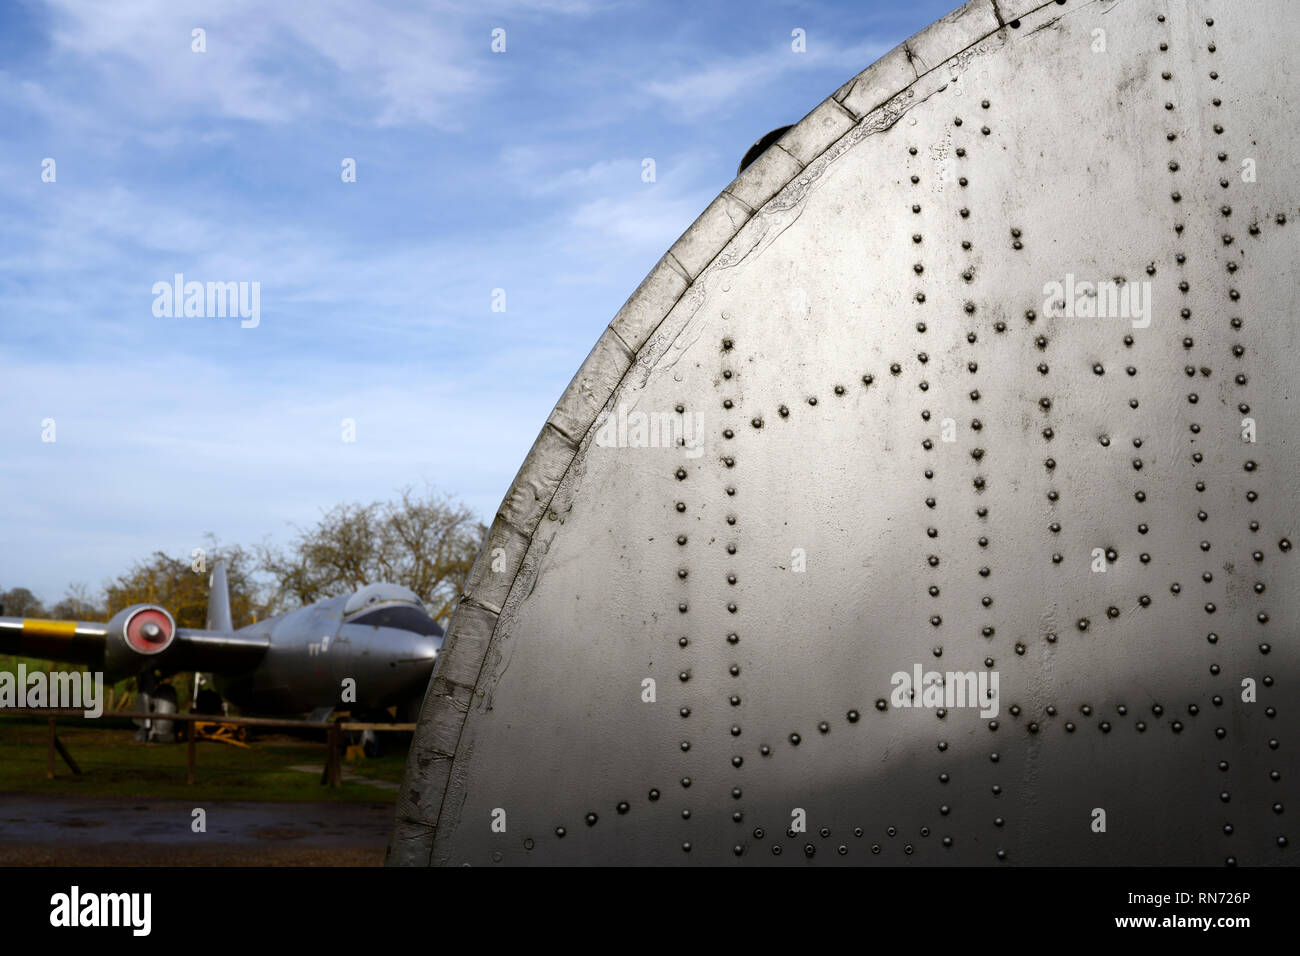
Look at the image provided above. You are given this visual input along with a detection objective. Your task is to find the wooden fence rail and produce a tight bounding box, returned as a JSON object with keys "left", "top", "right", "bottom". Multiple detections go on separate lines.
{"left": 0, "top": 709, "right": 415, "bottom": 788}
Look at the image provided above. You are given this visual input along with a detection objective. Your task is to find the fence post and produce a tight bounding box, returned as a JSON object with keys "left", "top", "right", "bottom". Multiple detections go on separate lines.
{"left": 46, "top": 716, "right": 56, "bottom": 780}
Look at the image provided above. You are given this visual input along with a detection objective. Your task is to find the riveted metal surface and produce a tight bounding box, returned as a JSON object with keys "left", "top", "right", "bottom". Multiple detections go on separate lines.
{"left": 391, "top": 0, "right": 1299, "bottom": 866}
{"left": 726, "top": 143, "right": 804, "bottom": 213}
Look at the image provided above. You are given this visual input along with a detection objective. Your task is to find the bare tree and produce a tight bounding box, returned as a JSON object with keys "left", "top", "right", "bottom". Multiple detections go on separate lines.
{"left": 259, "top": 486, "right": 486, "bottom": 623}
{"left": 102, "top": 539, "right": 268, "bottom": 628}
{"left": 0, "top": 587, "right": 45, "bottom": 618}
{"left": 50, "top": 582, "right": 105, "bottom": 621}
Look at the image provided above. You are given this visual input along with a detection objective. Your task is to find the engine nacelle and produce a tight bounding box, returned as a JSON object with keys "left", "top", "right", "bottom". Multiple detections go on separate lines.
{"left": 103, "top": 604, "right": 177, "bottom": 676}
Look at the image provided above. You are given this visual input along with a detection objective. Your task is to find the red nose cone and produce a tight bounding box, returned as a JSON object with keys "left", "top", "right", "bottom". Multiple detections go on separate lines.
{"left": 125, "top": 608, "right": 174, "bottom": 654}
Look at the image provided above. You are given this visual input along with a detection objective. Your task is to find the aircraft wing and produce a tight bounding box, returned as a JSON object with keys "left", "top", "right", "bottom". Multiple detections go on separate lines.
{"left": 0, "top": 616, "right": 269, "bottom": 675}
{"left": 0, "top": 617, "right": 107, "bottom": 667}
{"left": 164, "top": 628, "right": 271, "bottom": 673}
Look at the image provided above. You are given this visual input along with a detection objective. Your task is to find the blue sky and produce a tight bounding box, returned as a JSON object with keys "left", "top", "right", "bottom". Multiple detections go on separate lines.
{"left": 0, "top": 0, "right": 956, "bottom": 604}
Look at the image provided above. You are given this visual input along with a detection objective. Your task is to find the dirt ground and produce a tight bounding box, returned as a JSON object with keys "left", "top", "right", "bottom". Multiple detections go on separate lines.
{"left": 0, "top": 793, "right": 393, "bottom": 866}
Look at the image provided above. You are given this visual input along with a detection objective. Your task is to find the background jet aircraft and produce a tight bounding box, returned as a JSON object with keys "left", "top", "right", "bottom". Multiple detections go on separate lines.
{"left": 0, "top": 562, "right": 442, "bottom": 726}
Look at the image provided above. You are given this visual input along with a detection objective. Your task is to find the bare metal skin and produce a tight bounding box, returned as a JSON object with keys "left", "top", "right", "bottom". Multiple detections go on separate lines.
{"left": 391, "top": 0, "right": 1298, "bottom": 866}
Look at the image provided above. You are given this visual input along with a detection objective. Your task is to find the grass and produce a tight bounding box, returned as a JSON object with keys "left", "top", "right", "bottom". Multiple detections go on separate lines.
{"left": 0, "top": 716, "right": 406, "bottom": 802}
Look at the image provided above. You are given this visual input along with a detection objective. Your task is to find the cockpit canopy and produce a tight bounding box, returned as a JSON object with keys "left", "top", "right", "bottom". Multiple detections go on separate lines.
{"left": 343, "top": 583, "right": 444, "bottom": 637}
{"left": 344, "top": 582, "right": 423, "bottom": 616}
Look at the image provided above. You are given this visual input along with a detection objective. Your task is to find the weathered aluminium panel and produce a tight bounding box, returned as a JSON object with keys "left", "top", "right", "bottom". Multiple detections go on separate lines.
{"left": 391, "top": 0, "right": 1298, "bottom": 866}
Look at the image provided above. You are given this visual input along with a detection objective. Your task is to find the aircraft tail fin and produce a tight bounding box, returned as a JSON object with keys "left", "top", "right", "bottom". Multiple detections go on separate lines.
{"left": 206, "top": 561, "right": 234, "bottom": 632}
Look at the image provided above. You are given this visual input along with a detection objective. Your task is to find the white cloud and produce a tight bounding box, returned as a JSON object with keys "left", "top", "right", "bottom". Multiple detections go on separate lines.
{"left": 37, "top": 0, "right": 495, "bottom": 129}
{"left": 646, "top": 38, "right": 889, "bottom": 118}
